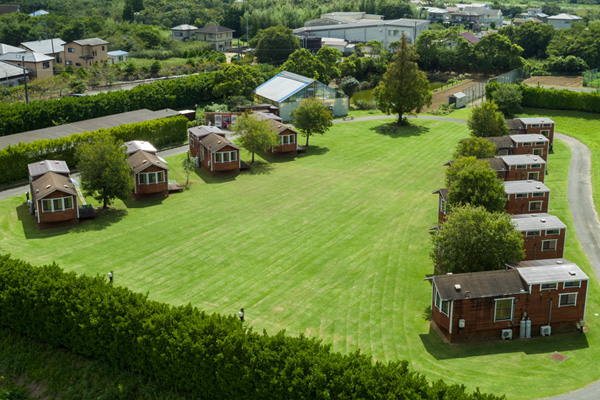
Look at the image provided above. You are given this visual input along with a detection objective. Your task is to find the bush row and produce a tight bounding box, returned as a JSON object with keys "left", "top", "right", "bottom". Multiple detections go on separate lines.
{"left": 0, "top": 116, "right": 188, "bottom": 186}
{"left": 486, "top": 81, "right": 600, "bottom": 114}
{"left": 0, "top": 73, "right": 214, "bottom": 136}
{"left": 0, "top": 254, "right": 504, "bottom": 400}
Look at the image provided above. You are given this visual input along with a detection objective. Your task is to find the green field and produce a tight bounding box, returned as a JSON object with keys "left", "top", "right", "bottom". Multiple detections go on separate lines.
{"left": 0, "top": 118, "right": 599, "bottom": 399}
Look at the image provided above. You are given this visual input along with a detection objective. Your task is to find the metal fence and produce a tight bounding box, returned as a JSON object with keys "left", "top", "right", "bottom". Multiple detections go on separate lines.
{"left": 459, "top": 68, "right": 530, "bottom": 104}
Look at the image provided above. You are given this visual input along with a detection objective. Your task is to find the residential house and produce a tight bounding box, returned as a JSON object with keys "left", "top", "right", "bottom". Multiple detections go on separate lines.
{"left": 526, "top": 7, "right": 543, "bottom": 17}
{"left": 0, "top": 52, "right": 53, "bottom": 79}
{"left": 0, "top": 60, "right": 24, "bottom": 87}
{"left": 513, "top": 17, "right": 543, "bottom": 27}
{"left": 21, "top": 38, "right": 66, "bottom": 66}
{"left": 547, "top": 13, "right": 582, "bottom": 29}
{"left": 504, "top": 180, "right": 550, "bottom": 215}
{"left": 492, "top": 154, "right": 547, "bottom": 182}
{"left": 484, "top": 134, "right": 549, "bottom": 160}
{"left": 264, "top": 119, "right": 299, "bottom": 155}
{"left": 431, "top": 259, "right": 588, "bottom": 342}
{"left": 28, "top": 159, "right": 70, "bottom": 182}
{"left": 28, "top": 9, "right": 49, "bottom": 17}
{"left": 171, "top": 24, "right": 199, "bottom": 41}
{"left": 0, "top": 4, "right": 21, "bottom": 15}
{"left": 294, "top": 15, "right": 429, "bottom": 49}
{"left": 506, "top": 117, "right": 555, "bottom": 150}
{"left": 254, "top": 71, "right": 348, "bottom": 121}
{"left": 426, "top": 7, "right": 448, "bottom": 21}
{"left": 27, "top": 159, "right": 77, "bottom": 224}
{"left": 512, "top": 213, "right": 566, "bottom": 260}
{"left": 63, "top": 38, "right": 109, "bottom": 69}
{"left": 194, "top": 25, "right": 234, "bottom": 52}
{"left": 458, "top": 32, "right": 480, "bottom": 45}
{"left": 107, "top": 50, "right": 129, "bottom": 65}
{"left": 204, "top": 111, "right": 243, "bottom": 128}
{"left": 126, "top": 150, "right": 169, "bottom": 196}
{"left": 448, "top": 11, "right": 480, "bottom": 28}
{"left": 124, "top": 140, "right": 157, "bottom": 156}
{"left": 188, "top": 126, "right": 241, "bottom": 175}
{"left": 464, "top": 6, "right": 504, "bottom": 28}
{"left": 0, "top": 43, "right": 25, "bottom": 55}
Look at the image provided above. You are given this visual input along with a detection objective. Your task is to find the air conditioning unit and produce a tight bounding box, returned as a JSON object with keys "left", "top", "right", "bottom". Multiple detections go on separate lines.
{"left": 501, "top": 329, "right": 513, "bottom": 340}
{"left": 541, "top": 325, "right": 552, "bottom": 336}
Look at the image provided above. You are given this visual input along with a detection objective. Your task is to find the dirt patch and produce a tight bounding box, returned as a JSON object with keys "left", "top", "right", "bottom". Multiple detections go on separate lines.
{"left": 523, "top": 75, "right": 584, "bottom": 88}
{"left": 426, "top": 78, "right": 488, "bottom": 111}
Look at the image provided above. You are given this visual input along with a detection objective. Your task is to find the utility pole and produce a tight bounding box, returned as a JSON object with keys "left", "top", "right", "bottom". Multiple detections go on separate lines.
{"left": 246, "top": 17, "right": 249, "bottom": 47}
{"left": 21, "top": 55, "right": 29, "bottom": 104}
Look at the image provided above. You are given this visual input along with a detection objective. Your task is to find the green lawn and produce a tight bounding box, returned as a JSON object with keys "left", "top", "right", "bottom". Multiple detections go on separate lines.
{"left": 0, "top": 118, "right": 598, "bottom": 399}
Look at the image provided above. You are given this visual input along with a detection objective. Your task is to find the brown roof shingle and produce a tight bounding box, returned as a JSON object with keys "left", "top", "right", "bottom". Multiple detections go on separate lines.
{"left": 31, "top": 171, "right": 76, "bottom": 201}
{"left": 199, "top": 133, "right": 240, "bottom": 152}
{"left": 127, "top": 150, "right": 169, "bottom": 174}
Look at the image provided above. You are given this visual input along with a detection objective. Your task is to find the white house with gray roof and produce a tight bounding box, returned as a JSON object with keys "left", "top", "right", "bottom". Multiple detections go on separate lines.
{"left": 547, "top": 13, "right": 582, "bottom": 29}
{"left": 21, "top": 38, "right": 65, "bottom": 65}
{"left": 0, "top": 51, "right": 54, "bottom": 79}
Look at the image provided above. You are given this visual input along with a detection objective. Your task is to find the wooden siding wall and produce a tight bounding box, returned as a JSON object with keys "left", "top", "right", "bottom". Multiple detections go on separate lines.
{"left": 211, "top": 145, "right": 240, "bottom": 173}
{"left": 37, "top": 191, "right": 78, "bottom": 223}
{"left": 134, "top": 164, "right": 168, "bottom": 195}
{"left": 273, "top": 128, "right": 298, "bottom": 153}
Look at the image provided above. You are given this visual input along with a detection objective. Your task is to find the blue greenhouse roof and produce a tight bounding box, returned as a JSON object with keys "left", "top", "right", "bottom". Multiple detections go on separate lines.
{"left": 254, "top": 71, "right": 315, "bottom": 103}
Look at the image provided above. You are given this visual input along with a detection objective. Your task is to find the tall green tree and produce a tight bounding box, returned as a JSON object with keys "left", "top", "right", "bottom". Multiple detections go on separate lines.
{"left": 281, "top": 49, "right": 327, "bottom": 82}
{"left": 473, "top": 33, "right": 524, "bottom": 73}
{"left": 453, "top": 137, "right": 498, "bottom": 159}
{"left": 76, "top": 135, "right": 134, "bottom": 209}
{"left": 467, "top": 101, "right": 508, "bottom": 137}
{"left": 252, "top": 26, "right": 300, "bottom": 65}
{"left": 488, "top": 84, "right": 522, "bottom": 116}
{"left": 290, "top": 98, "right": 333, "bottom": 147}
{"left": 431, "top": 205, "right": 525, "bottom": 274}
{"left": 373, "top": 34, "right": 432, "bottom": 125}
{"left": 234, "top": 114, "right": 279, "bottom": 163}
{"left": 316, "top": 46, "right": 342, "bottom": 83}
{"left": 446, "top": 157, "right": 507, "bottom": 213}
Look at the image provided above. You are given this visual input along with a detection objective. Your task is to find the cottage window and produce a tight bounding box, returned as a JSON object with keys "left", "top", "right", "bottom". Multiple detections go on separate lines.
{"left": 535, "top": 141, "right": 546, "bottom": 146}
{"left": 541, "top": 282, "right": 557, "bottom": 290}
{"left": 532, "top": 192, "right": 544, "bottom": 198}
{"left": 139, "top": 171, "right": 165, "bottom": 184}
{"left": 531, "top": 124, "right": 540, "bottom": 128}
{"left": 546, "top": 229, "right": 560, "bottom": 235}
{"left": 533, "top": 148, "right": 543, "bottom": 156}
{"left": 175, "top": 32, "right": 183, "bottom": 37}
{"left": 494, "top": 298, "right": 513, "bottom": 322}
{"left": 540, "top": 130, "right": 550, "bottom": 137}
{"left": 66, "top": 60, "right": 73, "bottom": 65}
{"left": 215, "top": 151, "right": 237, "bottom": 163}
{"left": 43, "top": 62, "right": 50, "bottom": 69}
{"left": 559, "top": 293, "right": 577, "bottom": 307}
{"left": 528, "top": 172, "right": 539, "bottom": 180}
{"left": 529, "top": 201, "right": 542, "bottom": 211}
{"left": 440, "top": 198, "right": 447, "bottom": 215}
{"left": 223, "top": 152, "right": 230, "bottom": 162}
{"left": 434, "top": 289, "right": 449, "bottom": 316}
{"left": 531, "top": 164, "right": 541, "bottom": 169}
{"left": 542, "top": 239, "right": 557, "bottom": 251}
{"left": 200, "top": 145, "right": 205, "bottom": 161}
{"left": 542, "top": 123, "right": 552, "bottom": 127}
{"left": 564, "top": 281, "right": 581, "bottom": 288}
{"left": 190, "top": 137, "right": 194, "bottom": 148}
{"left": 281, "top": 134, "right": 295, "bottom": 145}
{"left": 516, "top": 164, "right": 526, "bottom": 170}
{"left": 139, "top": 174, "right": 147, "bottom": 184}
{"left": 526, "top": 230, "right": 540, "bottom": 237}
{"left": 523, "top": 142, "right": 532, "bottom": 146}
{"left": 68, "top": 47, "right": 75, "bottom": 53}
{"left": 516, "top": 193, "right": 528, "bottom": 199}
{"left": 41, "top": 196, "right": 74, "bottom": 212}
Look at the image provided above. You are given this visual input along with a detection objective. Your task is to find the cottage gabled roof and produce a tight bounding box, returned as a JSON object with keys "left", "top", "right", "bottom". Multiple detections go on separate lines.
{"left": 504, "top": 180, "right": 549, "bottom": 194}
{"left": 28, "top": 160, "right": 70, "bottom": 179}
{"left": 548, "top": 13, "right": 582, "bottom": 21}
{"left": 127, "top": 150, "right": 169, "bottom": 174}
{"left": 506, "top": 118, "right": 526, "bottom": 130}
{"left": 433, "top": 269, "right": 527, "bottom": 301}
{"left": 459, "top": 32, "right": 480, "bottom": 44}
{"left": 20, "top": 38, "right": 65, "bottom": 55}
{"left": 171, "top": 24, "right": 198, "bottom": 31}
{"left": 432, "top": 188, "right": 449, "bottom": 201}
{"left": 0, "top": 51, "right": 53, "bottom": 63}
{"left": 124, "top": 140, "right": 157, "bottom": 155}
{"left": 189, "top": 125, "right": 227, "bottom": 139}
{"left": 266, "top": 119, "right": 297, "bottom": 134}
{"left": 513, "top": 259, "right": 588, "bottom": 285}
{"left": 499, "top": 154, "right": 545, "bottom": 166}
{"left": 511, "top": 213, "right": 566, "bottom": 231}
{"left": 0, "top": 4, "right": 21, "bottom": 15}
{"left": 254, "top": 111, "right": 283, "bottom": 122}
{"left": 195, "top": 25, "right": 235, "bottom": 33}
{"left": 31, "top": 171, "right": 76, "bottom": 200}
{"left": 199, "top": 133, "right": 240, "bottom": 152}
{"left": 0, "top": 60, "right": 23, "bottom": 78}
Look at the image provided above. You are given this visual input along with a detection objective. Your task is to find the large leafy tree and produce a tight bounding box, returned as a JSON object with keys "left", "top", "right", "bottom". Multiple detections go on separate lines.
{"left": 281, "top": 49, "right": 327, "bottom": 83}
{"left": 431, "top": 205, "right": 525, "bottom": 274}
{"left": 374, "top": 34, "right": 432, "bottom": 124}
{"left": 499, "top": 21, "right": 555, "bottom": 59}
{"left": 446, "top": 157, "right": 507, "bottom": 213}
{"left": 252, "top": 25, "right": 300, "bottom": 65}
{"left": 290, "top": 98, "right": 333, "bottom": 147}
{"left": 316, "top": 46, "right": 342, "bottom": 83}
{"left": 473, "top": 33, "right": 524, "bottom": 73}
{"left": 76, "top": 135, "right": 134, "bottom": 209}
{"left": 467, "top": 101, "right": 508, "bottom": 137}
{"left": 234, "top": 114, "right": 279, "bottom": 163}
{"left": 453, "top": 137, "right": 498, "bottom": 159}
{"left": 212, "top": 64, "right": 262, "bottom": 99}
{"left": 488, "top": 84, "right": 522, "bottom": 117}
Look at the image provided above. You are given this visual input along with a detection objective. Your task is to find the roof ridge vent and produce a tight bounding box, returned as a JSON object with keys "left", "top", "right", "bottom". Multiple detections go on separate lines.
{"left": 569, "top": 271, "right": 576, "bottom": 276}
{"left": 535, "top": 185, "right": 541, "bottom": 189}
{"left": 46, "top": 184, "right": 51, "bottom": 189}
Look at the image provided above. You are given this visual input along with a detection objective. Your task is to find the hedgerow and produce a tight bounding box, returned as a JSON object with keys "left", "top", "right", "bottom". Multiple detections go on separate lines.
{"left": 0, "top": 116, "right": 188, "bottom": 186}
{"left": 0, "top": 254, "right": 505, "bottom": 400}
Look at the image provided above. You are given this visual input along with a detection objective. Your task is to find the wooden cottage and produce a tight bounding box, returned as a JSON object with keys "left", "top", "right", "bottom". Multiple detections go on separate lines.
{"left": 504, "top": 180, "right": 550, "bottom": 215}
{"left": 506, "top": 117, "right": 555, "bottom": 150}
{"left": 265, "top": 119, "right": 298, "bottom": 155}
{"left": 126, "top": 150, "right": 169, "bottom": 196}
{"left": 188, "top": 126, "right": 240, "bottom": 175}
{"left": 31, "top": 172, "right": 79, "bottom": 224}
{"left": 484, "top": 134, "right": 550, "bottom": 161}
{"left": 431, "top": 259, "right": 588, "bottom": 342}
{"left": 512, "top": 213, "right": 566, "bottom": 260}
{"left": 124, "top": 140, "right": 157, "bottom": 156}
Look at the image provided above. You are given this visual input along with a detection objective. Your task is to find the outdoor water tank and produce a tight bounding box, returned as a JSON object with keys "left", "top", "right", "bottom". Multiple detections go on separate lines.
{"left": 525, "top": 319, "right": 532, "bottom": 339}
{"left": 520, "top": 317, "right": 526, "bottom": 339}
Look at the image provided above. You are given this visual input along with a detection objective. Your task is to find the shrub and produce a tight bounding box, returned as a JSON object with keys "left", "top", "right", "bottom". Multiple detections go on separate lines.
{"left": 0, "top": 254, "right": 505, "bottom": 400}
{"left": 353, "top": 98, "right": 378, "bottom": 110}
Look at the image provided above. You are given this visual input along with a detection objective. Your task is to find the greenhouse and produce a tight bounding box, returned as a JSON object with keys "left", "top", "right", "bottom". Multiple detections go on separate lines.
{"left": 254, "top": 71, "right": 348, "bottom": 121}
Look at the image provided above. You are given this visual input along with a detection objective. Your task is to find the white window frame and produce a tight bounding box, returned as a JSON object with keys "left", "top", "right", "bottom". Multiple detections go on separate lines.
{"left": 532, "top": 192, "right": 544, "bottom": 198}
{"left": 434, "top": 288, "right": 449, "bottom": 316}
{"left": 535, "top": 141, "right": 546, "bottom": 146}
{"left": 531, "top": 164, "right": 542, "bottom": 168}
{"left": 523, "top": 142, "right": 532, "bottom": 146}
{"left": 542, "top": 124, "right": 552, "bottom": 128}
{"left": 40, "top": 196, "right": 74, "bottom": 212}
{"left": 541, "top": 129, "right": 550, "bottom": 136}
{"left": 281, "top": 134, "right": 295, "bottom": 145}
{"left": 528, "top": 172, "right": 539, "bottom": 180}
{"left": 494, "top": 298, "right": 514, "bottom": 322}
{"left": 564, "top": 281, "right": 581, "bottom": 289}
{"left": 529, "top": 201, "right": 543, "bottom": 211}
{"left": 541, "top": 282, "right": 557, "bottom": 290}
{"left": 440, "top": 198, "right": 447, "bottom": 215}
{"left": 139, "top": 171, "right": 165, "bottom": 185}
{"left": 545, "top": 229, "right": 560, "bottom": 235}
{"left": 531, "top": 124, "right": 540, "bottom": 128}
{"left": 542, "top": 239, "right": 557, "bottom": 251}
{"left": 516, "top": 193, "right": 528, "bottom": 199}
{"left": 68, "top": 47, "right": 75, "bottom": 53}
{"left": 526, "top": 230, "right": 540, "bottom": 237}
{"left": 559, "top": 292, "right": 577, "bottom": 307}
{"left": 214, "top": 151, "right": 237, "bottom": 163}
{"left": 533, "top": 148, "right": 543, "bottom": 156}
{"left": 516, "top": 164, "right": 527, "bottom": 170}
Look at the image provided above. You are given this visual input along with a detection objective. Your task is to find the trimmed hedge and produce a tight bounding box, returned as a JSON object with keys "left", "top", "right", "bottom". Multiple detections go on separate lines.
{"left": 0, "top": 73, "right": 214, "bottom": 136}
{"left": 486, "top": 81, "right": 600, "bottom": 113}
{"left": 0, "top": 254, "right": 504, "bottom": 400}
{"left": 0, "top": 116, "right": 188, "bottom": 186}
